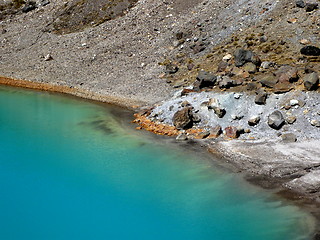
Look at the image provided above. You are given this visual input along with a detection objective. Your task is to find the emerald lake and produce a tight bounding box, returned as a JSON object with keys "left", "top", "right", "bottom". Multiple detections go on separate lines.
{"left": 0, "top": 86, "right": 314, "bottom": 240}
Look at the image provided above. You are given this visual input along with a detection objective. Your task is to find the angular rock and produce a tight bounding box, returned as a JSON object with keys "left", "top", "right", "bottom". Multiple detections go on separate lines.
{"left": 273, "top": 82, "right": 293, "bottom": 94}
{"left": 281, "top": 133, "right": 297, "bottom": 143}
{"left": 268, "top": 110, "right": 285, "bottom": 130}
{"left": 260, "top": 61, "right": 274, "bottom": 69}
{"left": 248, "top": 116, "right": 261, "bottom": 126}
{"left": 224, "top": 126, "right": 240, "bottom": 139}
{"left": 210, "top": 125, "right": 222, "bottom": 138}
{"left": 218, "top": 76, "right": 239, "bottom": 89}
{"left": 260, "top": 74, "right": 278, "bottom": 88}
{"left": 207, "top": 98, "right": 220, "bottom": 109}
{"left": 286, "top": 116, "right": 297, "bottom": 124}
{"left": 213, "top": 107, "right": 226, "bottom": 118}
{"left": 300, "top": 46, "right": 320, "bottom": 56}
{"left": 246, "top": 82, "right": 260, "bottom": 91}
{"left": 217, "top": 61, "right": 228, "bottom": 72}
{"left": 304, "top": 72, "right": 319, "bottom": 90}
{"left": 311, "top": 120, "right": 320, "bottom": 127}
{"left": 193, "top": 70, "right": 217, "bottom": 90}
{"left": 305, "top": 3, "right": 318, "bottom": 12}
{"left": 172, "top": 107, "right": 193, "bottom": 129}
{"left": 296, "top": 0, "right": 305, "bottom": 8}
{"left": 290, "top": 99, "right": 299, "bottom": 106}
{"left": 275, "top": 66, "right": 299, "bottom": 83}
{"left": 22, "top": 1, "right": 37, "bottom": 13}
{"left": 243, "top": 62, "right": 257, "bottom": 74}
{"left": 255, "top": 91, "right": 268, "bottom": 105}
{"left": 234, "top": 49, "right": 253, "bottom": 67}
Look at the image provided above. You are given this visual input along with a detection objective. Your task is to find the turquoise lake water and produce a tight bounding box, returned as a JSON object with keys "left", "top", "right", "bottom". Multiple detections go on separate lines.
{"left": 0, "top": 86, "right": 314, "bottom": 240}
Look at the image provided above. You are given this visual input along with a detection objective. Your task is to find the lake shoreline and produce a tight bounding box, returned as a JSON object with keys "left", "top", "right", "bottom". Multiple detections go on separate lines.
{"left": 1, "top": 76, "right": 320, "bottom": 239}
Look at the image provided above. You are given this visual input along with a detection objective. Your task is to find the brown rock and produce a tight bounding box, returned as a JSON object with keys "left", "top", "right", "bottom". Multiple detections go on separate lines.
{"left": 225, "top": 126, "right": 240, "bottom": 139}
{"left": 172, "top": 107, "right": 193, "bottom": 129}
{"left": 243, "top": 62, "right": 257, "bottom": 74}
{"left": 210, "top": 125, "right": 222, "bottom": 138}
{"left": 275, "top": 66, "right": 299, "bottom": 83}
{"left": 255, "top": 91, "right": 268, "bottom": 105}
{"left": 260, "top": 74, "right": 278, "bottom": 88}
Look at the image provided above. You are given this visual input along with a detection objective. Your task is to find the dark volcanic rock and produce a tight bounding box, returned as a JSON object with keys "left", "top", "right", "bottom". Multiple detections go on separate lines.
{"left": 255, "top": 91, "right": 268, "bottom": 105}
{"left": 300, "top": 46, "right": 320, "bottom": 56}
{"left": 172, "top": 107, "right": 193, "bottom": 129}
{"left": 268, "top": 110, "right": 285, "bottom": 130}
{"left": 194, "top": 70, "right": 217, "bottom": 90}
{"left": 305, "top": 3, "right": 318, "bottom": 12}
{"left": 225, "top": 126, "right": 240, "bottom": 138}
{"left": 296, "top": 0, "right": 305, "bottom": 8}
{"left": 22, "top": 1, "right": 37, "bottom": 13}
{"left": 234, "top": 49, "right": 253, "bottom": 67}
{"left": 304, "top": 72, "right": 319, "bottom": 90}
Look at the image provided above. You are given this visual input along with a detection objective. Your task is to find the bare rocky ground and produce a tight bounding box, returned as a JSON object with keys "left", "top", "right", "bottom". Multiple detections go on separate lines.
{"left": 1, "top": 0, "right": 320, "bottom": 238}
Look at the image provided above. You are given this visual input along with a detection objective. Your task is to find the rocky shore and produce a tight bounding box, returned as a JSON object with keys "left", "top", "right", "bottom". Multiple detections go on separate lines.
{"left": 1, "top": 0, "right": 320, "bottom": 238}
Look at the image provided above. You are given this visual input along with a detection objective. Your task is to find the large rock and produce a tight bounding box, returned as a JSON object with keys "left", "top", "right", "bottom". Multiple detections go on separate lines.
{"left": 281, "top": 133, "right": 297, "bottom": 143}
{"left": 172, "top": 107, "right": 193, "bottom": 129}
{"left": 304, "top": 72, "right": 319, "bottom": 90}
{"left": 296, "top": 0, "right": 305, "bottom": 8}
{"left": 193, "top": 70, "right": 217, "bottom": 90}
{"left": 255, "top": 91, "right": 268, "bottom": 105}
{"left": 305, "top": 3, "right": 318, "bottom": 12}
{"left": 234, "top": 49, "right": 261, "bottom": 67}
{"left": 300, "top": 46, "right": 320, "bottom": 56}
{"left": 275, "top": 66, "right": 299, "bottom": 83}
{"left": 224, "top": 126, "right": 240, "bottom": 138}
{"left": 218, "top": 76, "right": 238, "bottom": 89}
{"left": 243, "top": 62, "right": 257, "bottom": 73}
{"left": 260, "top": 74, "right": 278, "bottom": 88}
{"left": 268, "top": 110, "right": 285, "bottom": 130}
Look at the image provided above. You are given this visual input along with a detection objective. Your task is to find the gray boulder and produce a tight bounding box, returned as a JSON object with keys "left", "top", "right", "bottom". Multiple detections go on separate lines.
{"left": 268, "top": 110, "right": 285, "bottom": 130}
{"left": 304, "top": 72, "right": 319, "bottom": 90}
{"left": 255, "top": 91, "right": 268, "bottom": 105}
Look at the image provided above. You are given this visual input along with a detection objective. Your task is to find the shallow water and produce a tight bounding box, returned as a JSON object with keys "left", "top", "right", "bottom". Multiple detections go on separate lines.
{"left": 0, "top": 86, "right": 314, "bottom": 240}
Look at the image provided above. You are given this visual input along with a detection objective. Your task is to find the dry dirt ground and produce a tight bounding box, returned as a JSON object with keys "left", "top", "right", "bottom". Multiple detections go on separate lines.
{"left": 0, "top": 0, "right": 282, "bottom": 106}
